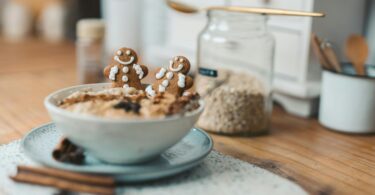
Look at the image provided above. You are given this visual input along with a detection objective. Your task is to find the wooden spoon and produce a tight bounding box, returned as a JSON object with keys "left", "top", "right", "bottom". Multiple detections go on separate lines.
{"left": 310, "top": 34, "right": 332, "bottom": 70}
{"left": 166, "top": 0, "right": 197, "bottom": 13}
{"left": 321, "top": 41, "right": 342, "bottom": 73}
{"left": 345, "top": 35, "right": 368, "bottom": 76}
{"left": 166, "top": 0, "right": 325, "bottom": 17}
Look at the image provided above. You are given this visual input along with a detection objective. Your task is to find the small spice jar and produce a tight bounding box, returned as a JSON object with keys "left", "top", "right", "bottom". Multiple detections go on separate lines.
{"left": 196, "top": 9, "right": 275, "bottom": 136}
{"left": 76, "top": 19, "right": 105, "bottom": 84}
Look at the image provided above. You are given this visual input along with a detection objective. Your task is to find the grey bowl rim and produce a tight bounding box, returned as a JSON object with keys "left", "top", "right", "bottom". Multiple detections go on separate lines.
{"left": 44, "top": 83, "right": 205, "bottom": 124}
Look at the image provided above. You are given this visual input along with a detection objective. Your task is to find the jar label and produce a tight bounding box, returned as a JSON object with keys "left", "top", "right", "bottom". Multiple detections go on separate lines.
{"left": 199, "top": 67, "right": 217, "bottom": 77}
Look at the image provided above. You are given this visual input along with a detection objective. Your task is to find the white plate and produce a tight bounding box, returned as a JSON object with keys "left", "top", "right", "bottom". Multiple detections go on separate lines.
{"left": 22, "top": 123, "right": 213, "bottom": 182}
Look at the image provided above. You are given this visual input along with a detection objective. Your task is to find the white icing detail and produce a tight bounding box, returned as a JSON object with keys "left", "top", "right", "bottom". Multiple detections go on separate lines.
{"left": 183, "top": 91, "right": 191, "bottom": 96}
{"left": 174, "top": 57, "right": 178, "bottom": 61}
{"left": 122, "top": 75, "right": 128, "bottom": 82}
{"left": 114, "top": 55, "right": 134, "bottom": 65}
{"left": 109, "top": 66, "right": 119, "bottom": 81}
{"left": 162, "top": 80, "right": 169, "bottom": 87}
{"left": 122, "top": 66, "right": 129, "bottom": 73}
{"left": 123, "top": 84, "right": 129, "bottom": 88}
{"left": 116, "top": 50, "right": 123, "bottom": 55}
{"left": 166, "top": 72, "right": 174, "bottom": 80}
{"left": 178, "top": 73, "right": 186, "bottom": 88}
{"left": 158, "top": 85, "right": 166, "bottom": 92}
{"left": 126, "top": 50, "right": 131, "bottom": 55}
{"left": 155, "top": 68, "right": 167, "bottom": 79}
{"left": 146, "top": 85, "right": 156, "bottom": 97}
{"left": 133, "top": 64, "right": 144, "bottom": 79}
{"left": 169, "top": 63, "right": 184, "bottom": 72}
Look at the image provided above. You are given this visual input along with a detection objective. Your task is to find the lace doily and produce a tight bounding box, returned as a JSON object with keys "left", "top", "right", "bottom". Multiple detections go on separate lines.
{"left": 0, "top": 140, "right": 306, "bottom": 195}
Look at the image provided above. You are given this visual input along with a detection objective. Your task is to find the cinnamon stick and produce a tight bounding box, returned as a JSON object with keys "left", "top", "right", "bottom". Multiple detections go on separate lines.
{"left": 16, "top": 166, "right": 115, "bottom": 187}
{"left": 11, "top": 172, "right": 114, "bottom": 195}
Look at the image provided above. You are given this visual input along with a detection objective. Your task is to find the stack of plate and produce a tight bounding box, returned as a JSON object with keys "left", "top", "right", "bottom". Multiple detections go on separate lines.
{"left": 22, "top": 123, "right": 213, "bottom": 182}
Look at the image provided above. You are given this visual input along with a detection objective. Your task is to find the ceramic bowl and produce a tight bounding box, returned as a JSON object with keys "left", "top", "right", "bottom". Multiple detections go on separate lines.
{"left": 44, "top": 83, "right": 204, "bottom": 164}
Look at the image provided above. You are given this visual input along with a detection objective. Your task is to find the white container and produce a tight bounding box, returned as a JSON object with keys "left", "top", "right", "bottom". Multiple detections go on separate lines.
{"left": 104, "top": 0, "right": 141, "bottom": 55}
{"left": 2, "top": 1, "right": 32, "bottom": 41}
{"left": 44, "top": 83, "right": 204, "bottom": 164}
{"left": 319, "top": 69, "right": 375, "bottom": 133}
{"left": 38, "top": 1, "right": 67, "bottom": 42}
{"left": 76, "top": 19, "right": 105, "bottom": 84}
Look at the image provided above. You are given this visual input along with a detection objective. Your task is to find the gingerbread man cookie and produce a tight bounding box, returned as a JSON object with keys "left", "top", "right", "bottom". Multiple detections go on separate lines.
{"left": 146, "top": 56, "right": 193, "bottom": 97}
{"left": 103, "top": 47, "right": 148, "bottom": 90}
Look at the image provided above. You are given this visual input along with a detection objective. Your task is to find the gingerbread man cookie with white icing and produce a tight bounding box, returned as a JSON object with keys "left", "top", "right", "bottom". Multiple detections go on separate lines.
{"left": 104, "top": 47, "right": 148, "bottom": 90}
{"left": 146, "top": 56, "right": 193, "bottom": 97}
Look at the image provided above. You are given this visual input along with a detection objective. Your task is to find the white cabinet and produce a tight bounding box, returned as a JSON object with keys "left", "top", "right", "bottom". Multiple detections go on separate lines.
{"left": 142, "top": 0, "right": 227, "bottom": 71}
{"left": 142, "top": 0, "right": 367, "bottom": 117}
{"left": 271, "top": 27, "right": 305, "bottom": 79}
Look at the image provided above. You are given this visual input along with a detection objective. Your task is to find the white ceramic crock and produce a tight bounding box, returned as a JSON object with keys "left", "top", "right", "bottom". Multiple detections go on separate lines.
{"left": 319, "top": 70, "right": 375, "bottom": 133}
{"left": 44, "top": 83, "right": 204, "bottom": 164}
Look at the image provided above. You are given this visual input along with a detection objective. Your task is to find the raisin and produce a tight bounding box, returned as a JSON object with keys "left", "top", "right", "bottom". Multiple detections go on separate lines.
{"left": 113, "top": 101, "right": 141, "bottom": 114}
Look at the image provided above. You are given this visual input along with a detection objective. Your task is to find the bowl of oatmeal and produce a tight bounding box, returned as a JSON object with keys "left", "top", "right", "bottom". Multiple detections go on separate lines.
{"left": 44, "top": 83, "right": 203, "bottom": 164}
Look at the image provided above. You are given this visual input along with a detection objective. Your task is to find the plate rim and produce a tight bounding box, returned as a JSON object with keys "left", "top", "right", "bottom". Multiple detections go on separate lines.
{"left": 21, "top": 122, "right": 213, "bottom": 175}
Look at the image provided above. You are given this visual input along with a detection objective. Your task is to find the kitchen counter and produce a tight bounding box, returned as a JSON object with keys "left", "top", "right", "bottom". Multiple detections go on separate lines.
{"left": 0, "top": 39, "right": 374, "bottom": 195}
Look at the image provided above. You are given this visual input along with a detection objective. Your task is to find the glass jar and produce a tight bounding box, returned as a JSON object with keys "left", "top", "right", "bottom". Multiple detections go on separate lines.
{"left": 76, "top": 19, "right": 105, "bottom": 84}
{"left": 196, "top": 9, "right": 275, "bottom": 136}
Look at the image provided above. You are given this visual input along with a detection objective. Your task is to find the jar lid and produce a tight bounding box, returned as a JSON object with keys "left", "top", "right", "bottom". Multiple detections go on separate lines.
{"left": 76, "top": 19, "right": 105, "bottom": 39}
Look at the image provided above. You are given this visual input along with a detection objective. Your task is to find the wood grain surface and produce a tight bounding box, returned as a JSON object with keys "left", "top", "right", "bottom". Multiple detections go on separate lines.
{"left": 0, "top": 39, "right": 374, "bottom": 195}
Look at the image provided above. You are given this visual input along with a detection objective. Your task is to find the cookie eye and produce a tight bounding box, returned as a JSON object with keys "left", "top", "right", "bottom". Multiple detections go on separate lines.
{"left": 116, "top": 50, "right": 123, "bottom": 55}
{"left": 126, "top": 50, "right": 131, "bottom": 55}
{"left": 179, "top": 58, "right": 184, "bottom": 63}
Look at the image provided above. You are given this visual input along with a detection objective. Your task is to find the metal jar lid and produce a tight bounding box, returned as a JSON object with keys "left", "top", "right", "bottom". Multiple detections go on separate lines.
{"left": 76, "top": 19, "right": 105, "bottom": 40}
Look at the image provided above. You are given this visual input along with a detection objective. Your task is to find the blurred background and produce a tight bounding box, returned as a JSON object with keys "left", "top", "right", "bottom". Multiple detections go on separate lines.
{"left": 0, "top": 0, "right": 374, "bottom": 118}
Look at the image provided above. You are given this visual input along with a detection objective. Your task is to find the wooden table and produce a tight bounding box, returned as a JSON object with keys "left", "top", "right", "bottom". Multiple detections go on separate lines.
{"left": 0, "top": 39, "right": 374, "bottom": 195}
